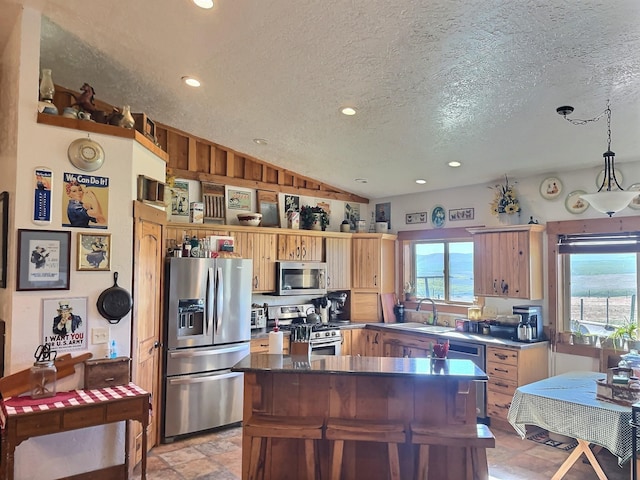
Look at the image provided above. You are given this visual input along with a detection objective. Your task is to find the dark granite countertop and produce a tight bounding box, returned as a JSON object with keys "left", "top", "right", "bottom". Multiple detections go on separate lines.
{"left": 232, "top": 353, "right": 488, "bottom": 380}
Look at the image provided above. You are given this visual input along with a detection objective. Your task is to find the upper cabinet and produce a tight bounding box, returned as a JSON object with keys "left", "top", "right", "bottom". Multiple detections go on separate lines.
{"left": 325, "top": 237, "right": 351, "bottom": 290}
{"left": 350, "top": 234, "right": 396, "bottom": 322}
{"left": 468, "top": 225, "right": 544, "bottom": 300}
{"left": 277, "top": 234, "right": 323, "bottom": 262}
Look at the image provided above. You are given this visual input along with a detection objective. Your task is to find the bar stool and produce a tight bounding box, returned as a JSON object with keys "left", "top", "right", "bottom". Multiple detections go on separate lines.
{"left": 244, "top": 414, "right": 325, "bottom": 480}
{"left": 325, "top": 417, "right": 407, "bottom": 480}
{"left": 410, "top": 423, "right": 495, "bottom": 480}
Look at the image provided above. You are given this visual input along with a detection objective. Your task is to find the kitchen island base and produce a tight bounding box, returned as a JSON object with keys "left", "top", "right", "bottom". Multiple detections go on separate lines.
{"left": 233, "top": 354, "right": 489, "bottom": 479}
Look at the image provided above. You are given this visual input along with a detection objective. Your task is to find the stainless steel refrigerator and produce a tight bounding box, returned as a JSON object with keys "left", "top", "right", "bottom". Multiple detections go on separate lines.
{"left": 162, "top": 257, "right": 252, "bottom": 442}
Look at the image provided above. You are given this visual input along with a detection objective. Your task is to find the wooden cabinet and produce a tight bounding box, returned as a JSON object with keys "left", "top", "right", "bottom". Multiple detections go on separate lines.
{"left": 485, "top": 345, "right": 548, "bottom": 423}
{"left": 468, "top": 225, "right": 544, "bottom": 300}
{"left": 277, "top": 234, "right": 323, "bottom": 261}
{"left": 234, "top": 231, "right": 277, "bottom": 293}
{"left": 350, "top": 234, "right": 396, "bottom": 322}
{"left": 325, "top": 237, "right": 351, "bottom": 290}
{"left": 341, "top": 329, "right": 352, "bottom": 355}
{"left": 250, "top": 336, "right": 289, "bottom": 354}
{"left": 347, "top": 328, "right": 381, "bottom": 356}
{"left": 380, "top": 331, "right": 435, "bottom": 358}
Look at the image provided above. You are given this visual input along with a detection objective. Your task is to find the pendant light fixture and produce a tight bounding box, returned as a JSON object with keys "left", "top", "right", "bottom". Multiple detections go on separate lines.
{"left": 557, "top": 101, "right": 637, "bottom": 217}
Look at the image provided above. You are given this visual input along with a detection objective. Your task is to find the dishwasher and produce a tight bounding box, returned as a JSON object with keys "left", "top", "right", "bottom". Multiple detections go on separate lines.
{"left": 447, "top": 340, "right": 487, "bottom": 421}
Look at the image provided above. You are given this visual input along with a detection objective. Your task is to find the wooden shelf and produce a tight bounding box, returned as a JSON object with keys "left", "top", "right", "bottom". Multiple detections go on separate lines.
{"left": 37, "top": 112, "right": 168, "bottom": 162}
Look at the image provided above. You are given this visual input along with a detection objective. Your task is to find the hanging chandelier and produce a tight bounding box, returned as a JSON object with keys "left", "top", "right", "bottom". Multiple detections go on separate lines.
{"left": 556, "top": 101, "right": 637, "bottom": 217}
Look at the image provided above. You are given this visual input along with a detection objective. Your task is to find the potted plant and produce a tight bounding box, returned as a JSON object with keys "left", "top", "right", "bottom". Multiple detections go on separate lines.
{"left": 571, "top": 321, "right": 597, "bottom": 346}
{"left": 611, "top": 321, "right": 638, "bottom": 350}
{"left": 300, "top": 205, "right": 329, "bottom": 231}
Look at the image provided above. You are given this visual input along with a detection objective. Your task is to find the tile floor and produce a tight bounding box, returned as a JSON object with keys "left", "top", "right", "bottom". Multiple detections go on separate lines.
{"left": 133, "top": 424, "right": 630, "bottom": 479}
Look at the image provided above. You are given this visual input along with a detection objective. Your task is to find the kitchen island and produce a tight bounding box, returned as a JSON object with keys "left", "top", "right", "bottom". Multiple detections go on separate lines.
{"left": 232, "top": 354, "right": 488, "bottom": 479}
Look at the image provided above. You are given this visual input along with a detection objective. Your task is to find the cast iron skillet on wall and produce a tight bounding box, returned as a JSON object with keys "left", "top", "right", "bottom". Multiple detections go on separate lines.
{"left": 97, "top": 272, "right": 132, "bottom": 324}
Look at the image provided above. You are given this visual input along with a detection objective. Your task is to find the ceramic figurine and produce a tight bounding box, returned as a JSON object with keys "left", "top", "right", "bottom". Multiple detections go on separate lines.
{"left": 70, "top": 83, "right": 96, "bottom": 113}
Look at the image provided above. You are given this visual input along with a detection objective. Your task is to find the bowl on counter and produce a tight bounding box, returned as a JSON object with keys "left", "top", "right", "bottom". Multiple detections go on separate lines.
{"left": 237, "top": 213, "right": 262, "bottom": 226}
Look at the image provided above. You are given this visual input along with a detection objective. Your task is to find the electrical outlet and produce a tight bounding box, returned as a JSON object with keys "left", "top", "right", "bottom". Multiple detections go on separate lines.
{"left": 92, "top": 327, "right": 109, "bottom": 344}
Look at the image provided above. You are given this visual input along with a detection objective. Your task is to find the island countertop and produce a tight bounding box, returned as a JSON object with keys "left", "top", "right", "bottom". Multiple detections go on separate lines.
{"left": 232, "top": 353, "right": 488, "bottom": 380}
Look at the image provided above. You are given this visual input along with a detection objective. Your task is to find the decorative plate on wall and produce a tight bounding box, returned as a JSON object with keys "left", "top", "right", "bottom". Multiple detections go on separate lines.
{"left": 67, "top": 138, "right": 105, "bottom": 172}
{"left": 540, "top": 177, "right": 562, "bottom": 200}
{"left": 565, "top": 190, "right": 589, "bottom": 214}
{"left": 596, "top": 169, "right": 623, "bottom": 190}
{"left": 627, "top": 183, "right": 640, "bottom": 210}
{"left": 431, "top": 205, "right": 446, "bottom": 228}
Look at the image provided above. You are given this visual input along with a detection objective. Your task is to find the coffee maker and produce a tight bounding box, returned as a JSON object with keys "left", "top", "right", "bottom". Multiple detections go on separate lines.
{"left": 327, "top": 291, "right": 348, "bottom": 322}
{"left": 512, "top": 305, "right": 543, "bottom": 341}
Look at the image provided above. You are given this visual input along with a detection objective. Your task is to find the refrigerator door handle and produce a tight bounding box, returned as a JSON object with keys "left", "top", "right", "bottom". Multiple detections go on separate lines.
{"left": 206, "top": 267, "right": 214, "bottom": 335}
{"left": 168, "top": 371, "right": 242, "bottom": 385}
{"left": 216, "top": 267, "right": 224, "bottom": 332}
{"left": 168, "top": 344, "right": 249, "bottom": 358}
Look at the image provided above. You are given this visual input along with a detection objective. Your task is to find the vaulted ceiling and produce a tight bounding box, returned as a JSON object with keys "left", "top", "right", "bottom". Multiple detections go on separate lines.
{"left": 5, "top": 0, "right": 640, "bottom": 199}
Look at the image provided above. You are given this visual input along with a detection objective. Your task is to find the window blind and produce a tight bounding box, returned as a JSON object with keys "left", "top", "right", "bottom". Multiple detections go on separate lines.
{"left": 558, "top": 232, "right": 640, "bottom": 254}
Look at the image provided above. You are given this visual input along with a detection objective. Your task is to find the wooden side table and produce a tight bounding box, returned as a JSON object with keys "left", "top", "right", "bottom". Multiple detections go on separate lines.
{"left": 0, "top": 383, "right": 150, "bottom": 480}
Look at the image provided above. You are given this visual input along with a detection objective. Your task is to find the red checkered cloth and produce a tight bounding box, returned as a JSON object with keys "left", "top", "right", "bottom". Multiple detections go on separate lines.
{"left": 0, "top": 382, "right": 148, "bottom": 428}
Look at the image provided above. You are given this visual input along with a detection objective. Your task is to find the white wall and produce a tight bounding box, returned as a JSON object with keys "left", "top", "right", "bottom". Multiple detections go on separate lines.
{"left": 4, "top": 8, "right": 165, "bottom": 479}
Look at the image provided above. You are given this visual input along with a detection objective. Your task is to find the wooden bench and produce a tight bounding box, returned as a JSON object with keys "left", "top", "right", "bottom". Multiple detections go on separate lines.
{"left": 244, "top": 414, "right": 324, "bottom": 480}
{"left": 325, "top": 418, "right": 407, "bottom": 480}
{"left": 410, "top": 423, "right": 495, "bottom": 480}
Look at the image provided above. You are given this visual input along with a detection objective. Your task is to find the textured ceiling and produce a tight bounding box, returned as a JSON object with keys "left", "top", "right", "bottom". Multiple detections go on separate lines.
{"left": 5, "top": 0, "right": 640, "bottom": 199}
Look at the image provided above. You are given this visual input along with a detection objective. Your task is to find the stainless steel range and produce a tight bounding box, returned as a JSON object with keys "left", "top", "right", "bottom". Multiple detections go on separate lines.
{"left": 267, "top": 304, "right": 342, "bottom": 355}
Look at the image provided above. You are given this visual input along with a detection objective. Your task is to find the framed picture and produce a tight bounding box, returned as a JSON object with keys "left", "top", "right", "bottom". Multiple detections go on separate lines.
{"left": 627, "top": 183, "right": 640, "bottom": 210}
{"left": 42, "top": 297, "right": 88, "bottom": 353}
{"left": 405, "top": 212, "right": 428, "bottom": 224}
{"left": 17, "top": 229, "right": 71, "bottom": 291}
{"left": 565, "top": 190, "right": 589, "bottom": 214}
{"left": 77, "top": 233, "right": 111, "bottom": 271}
{"left": 0, "top": 192, "right": 7, "bottom": 288}
{"left": 257, "top": 190, "right": 280, "bottom": 227}
{"left": 448, "top": 208, "right": 474, "bottom": 221}
{"left": 540, "top": 177, "right": 563, "bottom": 200}
{"left": 375, "top": 202, "right": 391, "bottom": 229}
{"left": 431, "top": 205, "right": 446, "bottom": 228}
{"left": 228, "top": 189, "right": 251, "bottom": 211}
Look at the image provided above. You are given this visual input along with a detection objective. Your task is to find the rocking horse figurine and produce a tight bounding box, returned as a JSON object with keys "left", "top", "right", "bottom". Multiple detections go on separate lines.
{"left": 70, "top": 83, "right": 96, "bottom": 113}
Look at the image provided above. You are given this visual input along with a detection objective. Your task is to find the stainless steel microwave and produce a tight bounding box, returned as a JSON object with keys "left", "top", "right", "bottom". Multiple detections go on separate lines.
{"left": 275, "top": 261, "right": 327, "bottom": 296}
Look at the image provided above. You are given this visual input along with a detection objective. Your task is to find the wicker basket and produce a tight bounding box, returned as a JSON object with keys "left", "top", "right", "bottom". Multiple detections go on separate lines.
{"left": 596, "top": 367, "right": 640, "bottom": 406}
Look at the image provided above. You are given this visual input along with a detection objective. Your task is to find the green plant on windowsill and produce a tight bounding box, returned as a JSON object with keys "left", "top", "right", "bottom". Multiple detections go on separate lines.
{"left": 609, "top": 321, "right": 639, "bottom": 350}
{"left": 571, "top": 321, "right": 598, "bottom": 346}
{"left": 300, "top": 205, "right": 329, "bottom": 230}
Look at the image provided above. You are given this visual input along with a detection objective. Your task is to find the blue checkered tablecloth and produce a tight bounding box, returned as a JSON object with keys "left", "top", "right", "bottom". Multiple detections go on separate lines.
{"left": 508, "top": 371, "right": 633, "bottom": 465}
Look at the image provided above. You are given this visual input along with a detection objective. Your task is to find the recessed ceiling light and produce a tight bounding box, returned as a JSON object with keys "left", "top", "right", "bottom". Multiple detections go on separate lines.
{"left": 182, "top": 76, "right": 201, "bottom": 87}
{"left": 448, "top": 161, "right": 461, "bottom": 168}
{"left": 341, "top": 107, "right": 357, "bottom": 116}
{"left": 355, "top": 178, "right": 368, "bottom": 183}
{"left": 193, "top": 0, "right": 214, "bottom": 9}
{"left": 415, "top": 179, "right": 427, "bottom": 184}
{"left": 253, "top": 138, "right": 268, "bottom": 145}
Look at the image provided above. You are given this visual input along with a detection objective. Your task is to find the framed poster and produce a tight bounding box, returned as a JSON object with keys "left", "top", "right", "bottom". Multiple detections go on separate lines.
{"left": 228, "top": 189, "right": 251, "bottom": 211}
{"left": 405, "top": 212, "right": 428, "bottom": 224}
{"left": 0, "top": 191, "right": 7, "bottom": 288}
{"left": 43, "top": 297, "right": 87, "bottom": 353}
{"left": 17, "top": 229, "right": 71, "bottom": 291}
{"left": 170, "top": 180, "right": 190, "bottom": 217}
{"left": 77, "top": 233, "right": 111, "bottom": 271}
{"left": 375, "top": 202, "right": 391, "bottom": 229}
{"left": 257, "top": 190, "right": 280, "bottom": 227}
{"left": 448, "top": 208, "right": 474, "bottom": 221}
{"left": 284, "top": 194, "right": 300, "bottom": 213}
{"left": 61, "top": 172, "right": 109, "bottom": 229}
{"left": 33, "top": 167, "right": 53, "bottom": 224}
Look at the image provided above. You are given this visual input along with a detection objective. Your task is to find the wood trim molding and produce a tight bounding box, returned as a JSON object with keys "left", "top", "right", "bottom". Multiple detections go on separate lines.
{"left": 547, "top": 216, "right": 640, "bottom": 347}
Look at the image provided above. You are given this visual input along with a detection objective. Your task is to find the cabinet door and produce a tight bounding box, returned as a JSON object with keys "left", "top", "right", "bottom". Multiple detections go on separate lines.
{"left": 352, "top": 238, "right": 380, "bottom": 289}
{"left": 341, "top": 329, "right": 352, "bottom": 355}
{"left": 252, "top": 233, "right": 277, "bottom": 292}
{"left": 325, "top": 237, "right": 351, "bottom": 290}
{"left": 277, "top": 235, "right": 300, "bottom": 260}
{"left": 300, "top": 235, "right": 323, "bottom": 261}
{"left": 351, "top": 291, "right": 381, "bottom": 322}
{"left": 473, "top": 233, "right": 498, "bottom": 296}
{"left": 365, "top": 330, "right": 382, "bottom": 357}
{"left": 501, "top": 231, "right": 529, "bottom": 298}
{"left": 349, "top": 328, "right": 367, "bottom": 356}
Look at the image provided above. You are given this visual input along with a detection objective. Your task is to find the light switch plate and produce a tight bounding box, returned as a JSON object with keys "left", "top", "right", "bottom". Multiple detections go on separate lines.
{"left": 92, "top": 327, "right": 109, "bottom": 344}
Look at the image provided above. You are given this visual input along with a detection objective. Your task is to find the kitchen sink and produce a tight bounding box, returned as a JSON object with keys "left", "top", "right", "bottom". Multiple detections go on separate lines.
{"left": 413, "top": 325, "right": 455, "bottom": 333}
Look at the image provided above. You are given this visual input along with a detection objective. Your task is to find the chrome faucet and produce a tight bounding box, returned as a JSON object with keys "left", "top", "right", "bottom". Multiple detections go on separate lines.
{"left": 416, "top": 298, "right": 438, "bottom": 325}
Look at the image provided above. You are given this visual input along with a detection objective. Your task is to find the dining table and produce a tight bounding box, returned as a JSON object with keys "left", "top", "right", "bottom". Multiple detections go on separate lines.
{"left": 507, "top": 371, "right": 633, "bottom": 480}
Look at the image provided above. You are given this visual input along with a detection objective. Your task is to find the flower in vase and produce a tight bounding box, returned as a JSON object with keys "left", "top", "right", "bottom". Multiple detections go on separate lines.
{"left": 490, "top": 175, "right": 520, "bottom": 216}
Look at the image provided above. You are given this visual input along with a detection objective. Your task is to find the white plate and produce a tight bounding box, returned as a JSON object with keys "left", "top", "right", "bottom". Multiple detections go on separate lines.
{"left": 540, "top": 177, "right": 562, "bottom": 200}
{"left": 627, "top": 183, "right": 640, "bottom": 210}
{"left": 67, "top": 138, "right": 105, "bottom": 171}
{"left": 565, "top": 190, "right": 589, "bottom": 214}
{"left": 596, "top": 168, "right": 623, "bottom": 190}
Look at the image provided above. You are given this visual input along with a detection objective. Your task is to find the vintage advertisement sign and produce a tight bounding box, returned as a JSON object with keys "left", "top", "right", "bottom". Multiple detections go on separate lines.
{"left": 33, "top": 167, "right": 53, "bottom": 225}
{"left": 42, "top": 297, "right": 88, "bottom": 352}
{"left": 62, "top": 172, "right": 109, "bottom": 229}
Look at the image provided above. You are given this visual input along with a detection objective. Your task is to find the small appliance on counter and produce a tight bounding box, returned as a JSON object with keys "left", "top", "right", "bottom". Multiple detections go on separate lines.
{"left": 251, "top": 306, "right": 266, "bottom": 330}
{"left": 327, "top": 291, "right": 348, "bottom": 323}
{"left": 513, "top": 305, "right": 544, "bottom": 342}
